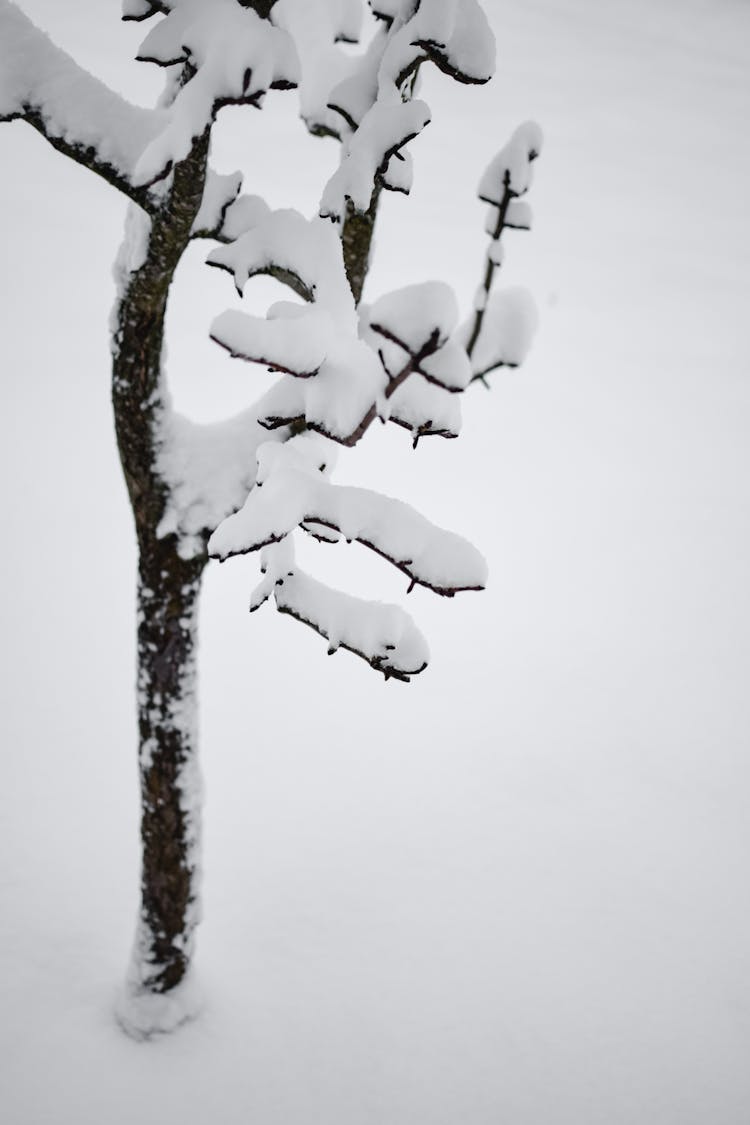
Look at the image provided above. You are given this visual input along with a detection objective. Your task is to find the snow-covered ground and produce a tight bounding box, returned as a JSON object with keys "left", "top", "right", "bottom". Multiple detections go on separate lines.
{"left": 1, "top": 1, "right": 749, "bottom": 1121}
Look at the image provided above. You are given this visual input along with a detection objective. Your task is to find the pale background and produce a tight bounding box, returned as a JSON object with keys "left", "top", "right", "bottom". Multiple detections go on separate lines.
{"left": 1, "top": 1, "right": 749, "bottom": 1122}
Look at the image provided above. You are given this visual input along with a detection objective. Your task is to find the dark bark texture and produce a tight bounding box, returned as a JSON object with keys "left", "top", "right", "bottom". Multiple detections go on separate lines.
{"left": 341, "top": 186, "right": 381, "bottom": 305}
{"left": 135, "top": 543, "right": 205, "bottom": 992}
{"left": 111, "top": 130, "right": 210, "bottom": 996}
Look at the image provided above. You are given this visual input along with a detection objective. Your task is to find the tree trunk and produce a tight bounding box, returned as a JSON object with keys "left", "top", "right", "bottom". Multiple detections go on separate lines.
{"left": 130, "top": 536, "right": 206, "bottom": 997}
{"left": 110, "top": 128, "right": 211, "bottom": 1035}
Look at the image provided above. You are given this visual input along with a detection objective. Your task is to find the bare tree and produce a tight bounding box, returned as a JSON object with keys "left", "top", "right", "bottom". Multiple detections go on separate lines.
{"left": 0, "top": 0, "right": 540, "bottom": 1035}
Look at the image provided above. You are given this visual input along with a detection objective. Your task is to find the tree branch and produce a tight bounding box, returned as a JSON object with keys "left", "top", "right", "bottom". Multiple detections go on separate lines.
{"left": 340, "top": 183, "right": 381, "bottom": 304}
{"left": 0, "top": 1, "right": 164, "bottom": 212}
{"left": 465, "top": 172, "right": 512, "bottom": 359}
{"left": 21, "top": 108, "right": 157, "bottom": 212}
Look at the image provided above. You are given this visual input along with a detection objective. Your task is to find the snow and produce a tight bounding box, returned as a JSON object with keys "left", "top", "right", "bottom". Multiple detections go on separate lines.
{"left": 318, "top": 0, "right": 495, "bottom": 221}
{"left": 209, "top": 436, "right": 487, "bottom": 594}
{"left": 132, "top": 1, "right": 299, "bottom": 186}
{"left": 505, "top": 197, "right": 532, "bottom": 230}
{"left": 2, "top": 0, "right": 750, "bottom": 1122}
{"left": 381, "top": 0, "right": 495, "bottom": 86}
{"left": 154, "top": 386, "right": 301, "bottom": 558}
{"left": 211, "top": 306, "right": 334, "bottom": 376}
{"left": 478, "top": 119, "right": 543, "bottom": 202}
{"left": 249, "top": 535, "right": 430, "bottom": 679}
{"left": 208, "top": 207, "right": 355, "bottom": 317}
{"left": 122, "top": 0, "right": 155, "bottom": 19}
{"left": 368, "top": 280, "right": 458, "bottom": 352}
{"left": 0, "top": 0, "right": 165, "bottom": 187}
{"left": 218, "top": 192, "right": 271, "bottom": 242}
{"left": 420, "top": 338, "right": 473, "bottom": 392}
{"left": 115, "top": 970, "right": 204, "bottom": 1040}
{"left": 272, "top": 0, "right": 363, "bottom": 135}
{"left": 328, "top": 25, "right": 388, "bottom": 130}
{"left": 209, "top": 205, "right": 403, "bottom": 443}
{"left": 487, "top": 239, "right": 504, "bottom": 266}
{"left": 191, "top": 168, "right": 242, "bottom": 238}
{"left": 320, "top": 96, "right": 432, "bottom": 219}
{"left": 274, "top": 569, "right": 429, "bottom": 677}
{"left": 465, "top": 286, "right": 538, "bottom": 374}
{"left": 387, "top": 375, "right": 463, "bottom": 440}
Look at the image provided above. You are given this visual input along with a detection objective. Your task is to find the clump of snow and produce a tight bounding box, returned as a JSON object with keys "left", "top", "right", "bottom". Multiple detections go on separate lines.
{"left": 505, "top": 197, "right": 533, "bottom": 230}
{"left": 0, "top": 0, "right": 165, "bottom": 187}
{"left": 116, "top": 969, "right": 204, "bottom": 1040}
{"left": 464, "top": 287, "right": 538, "bottom": 376}
{"left": 361, "top": 283, "right": 471, "bottom": 395}
{"left": 248, "top": 533, "right": 429, "bottom": 680}
{"left": 478, "top": 120, "right": 543, "bottom": 203}
{"left": 276, "top": 570, "right": 429, "bottom": 677}
{"left": 155, "top": 382, "right": 305, "bottom": 556}
{"left": 132, "top": 0, "right": 299, "bottom": 187}
{"left": 378, "top": 0, "right": 495, "bottom": 88}
{"left": 211, "top": 306, "right": 334, "bottom": 376}
{"left": 191, "top": 169, "right": 242, "bottom": 237}
{"left": 219, "top": 193, "right": 272, "bottom": 242}
{"left": 320, "top": 96, "right": 431, "bottom": 220}
{"left": 122, "top": 0, "right": 157, "bottom": 19}
{"left": 209, "top": 207, "right": 354, "bottom": 317}
{"left": 111, "top": 202, "right": 152, "bottom": 304}
{"left": 209, "top": 207, "right": 393, "bottom": 443}
{"left": 368, "top": 281, "right": 458, "bottom": 352}
{"left": 387, "top": 376, "right": 463, "bottom": 441}
{"left": 327, "top": 25, "right": 388, "bottom": 130}
{"left": 419, "top": 339, "right": 473, "bottom": 392}
{"left": 319, "top": 0, "right": 495, "bottom": 222}
{"left": 272, "top": 0, "right": 363, "bottom": 135}
{"left": 209, "top": 437, "right": 487, "bottom": 595}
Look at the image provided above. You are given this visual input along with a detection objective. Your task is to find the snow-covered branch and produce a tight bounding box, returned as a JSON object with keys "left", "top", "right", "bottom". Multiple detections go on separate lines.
{"left": 464, "top": 120, "right": 542, "bottom": 380}
{"left": 190, "top": 169, "right": 243, "bottom": 239}
{"left": 129, "top": 0, "right": 299, "bottom": 187}
{"left": 208, "top": 211, "right": 464, "bottom": 449}
{"left": 0, "top": 0, "right": 165, "bottom": 210}
{"left": 154, "top": 380, "right": 305, "bottom": 558}
{"left": 208, "top": 436, "right": 487, "bottom": 599}
{"left": 318, "top": 0, "right": 496, "bottom": 226}
{"left": 251, "top": 538, "right": 429, "bottom": 681}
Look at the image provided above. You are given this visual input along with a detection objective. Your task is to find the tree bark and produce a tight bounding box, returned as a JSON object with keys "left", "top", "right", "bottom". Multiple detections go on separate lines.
{"left": 111, "top": 129, "right": 210, "bottom": 1025}
{"left": 341, "top": 185, "right": 381, "bottom": 305}
{"left": 131, "top": 538, "right": 206, "bottom": 995}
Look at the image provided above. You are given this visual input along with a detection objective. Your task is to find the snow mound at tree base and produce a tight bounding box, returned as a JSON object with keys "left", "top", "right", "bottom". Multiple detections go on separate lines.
{"left": 114, "top": 974, "right": 204, "bottom": 1040}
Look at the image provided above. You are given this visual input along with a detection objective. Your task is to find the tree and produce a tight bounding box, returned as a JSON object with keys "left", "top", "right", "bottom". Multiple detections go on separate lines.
{"left": 0, "top": 0, "right": 540, "bottom": 1036}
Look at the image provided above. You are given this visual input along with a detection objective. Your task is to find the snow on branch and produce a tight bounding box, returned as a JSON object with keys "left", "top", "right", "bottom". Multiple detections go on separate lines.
{"left": 209, "top": 435, "right": 487, "bottom": 599}
{"left": 208, "top": 206, "right": 392, "bottom": 444}
{"left": 190, "top": 169, "right": 243, "bottom": 238}
{"left": 122, "top": 0, "right": 164, "bottom": 20}
{"left": 463, "top": 288, "right": 538, "bottom": 380}
{"left": 318, "top": 0, "right": 496, "bottom": 222}
{"left": 275, "top": 573, "right": 428, "bottom": 681}
{"left": 478, "top": 120, "right": 543, "bottom": 204}
{"left": 209, "top": 213, "right": 463, "bottom": 447}
{"left": 320, "top": 97, "right": 431, "bottom": 220}
{"left": 367, "top": 281, "right": 472, "bottom": 392}
{"left": 207, "top": 205, "right": 353, "bottom": 308}
{"left": 271, "top": 0, "right": 363, "bottom": 137}
{"left": 155, "top": 380, "right": 305, "bottom": 558}
{"left": 465, "top": 120, "right": 542, "bottom": 379}
{"left": 249, "top": 537, "right": 429, "bottom": 681}
{"left": 0, "top": 0, "right": 166, "bottom": 209}
{"left": 379, "top": 0, "right": 495, "bottom": 89}
{"left": 130, "top": 0, "right": 299, "bottom": 187}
